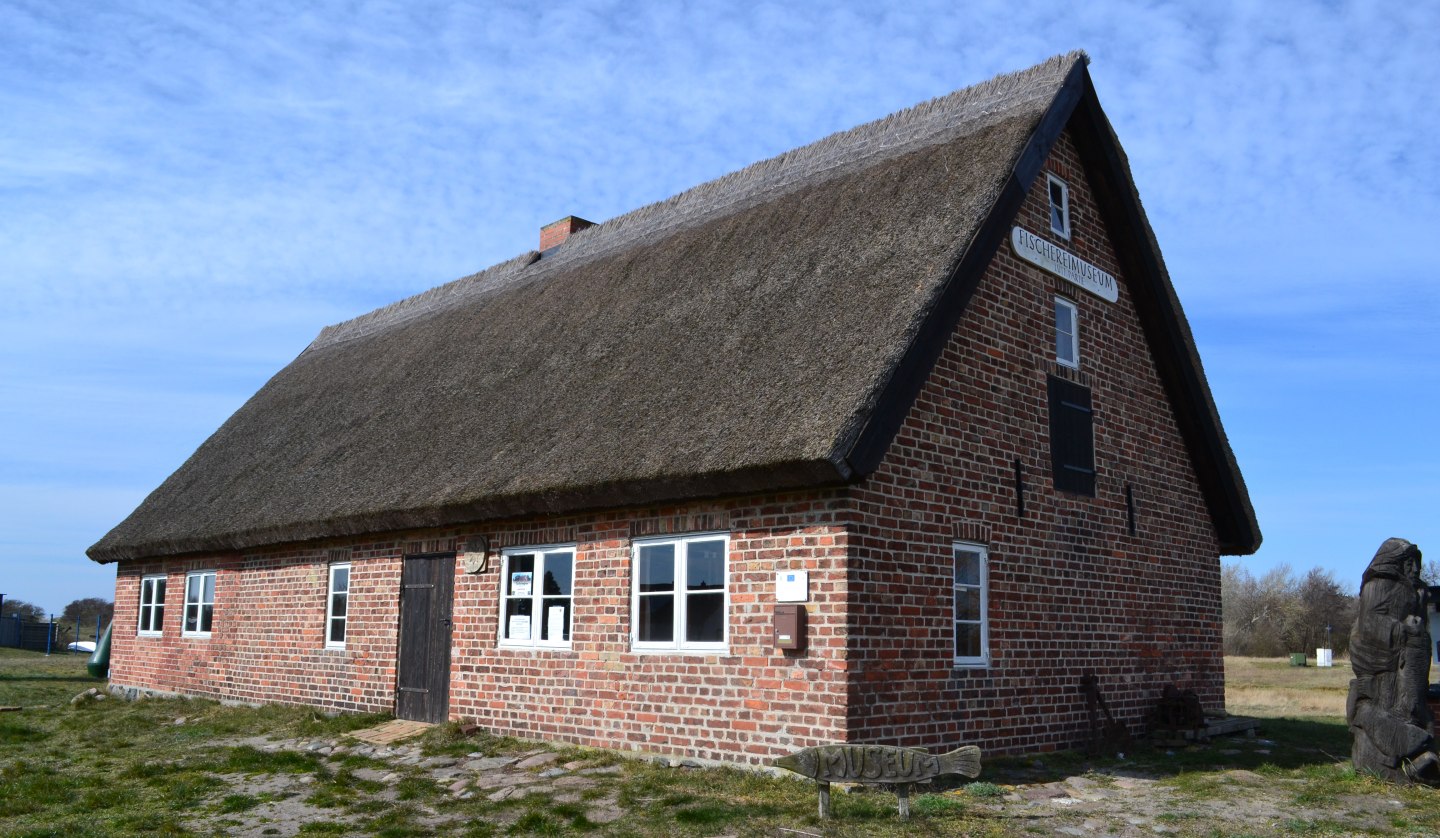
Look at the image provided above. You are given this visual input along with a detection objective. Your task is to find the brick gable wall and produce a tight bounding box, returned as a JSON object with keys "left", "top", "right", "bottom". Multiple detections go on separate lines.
{"left": 843, "top": 126, "right": 1223, "bottom": 755}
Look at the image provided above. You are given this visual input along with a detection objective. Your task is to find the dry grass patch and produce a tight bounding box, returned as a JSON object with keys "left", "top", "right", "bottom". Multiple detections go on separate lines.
{"left": 1225, "top": 655, "right": 1351, "bottom": 718}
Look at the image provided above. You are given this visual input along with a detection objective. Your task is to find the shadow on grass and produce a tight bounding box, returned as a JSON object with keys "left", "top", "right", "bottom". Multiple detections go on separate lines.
{"left": 940, "top": 716, "right": 1353, "bottom": 788}
{"left": 0, "top": 673, "right": 104, "bottom": 684}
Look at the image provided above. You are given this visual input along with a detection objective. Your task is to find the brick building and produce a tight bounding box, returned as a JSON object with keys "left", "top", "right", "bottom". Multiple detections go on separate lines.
{"left": 88, "top": 53, "right": 1260, "bottom": 764}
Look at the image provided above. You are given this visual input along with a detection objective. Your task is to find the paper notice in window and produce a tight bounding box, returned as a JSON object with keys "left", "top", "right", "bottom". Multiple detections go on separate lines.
{"left": 547, "top": 606, "right": 565, "bottom": 641}
{"left": 510, "top": 572, "right": 532, "bottom": 597}
{"left": 507, "top": 614, "right": 531, "bottom": 641}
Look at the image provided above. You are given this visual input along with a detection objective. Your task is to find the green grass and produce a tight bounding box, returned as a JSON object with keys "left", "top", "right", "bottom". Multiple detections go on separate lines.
{"left": 5, "top": 648, "right": 1440, "bottom": 837}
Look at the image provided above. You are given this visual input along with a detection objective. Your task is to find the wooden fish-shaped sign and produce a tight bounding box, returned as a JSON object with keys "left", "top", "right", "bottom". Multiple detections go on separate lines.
{"left": 774, "top": 744, "right": 981, "bottom": 783}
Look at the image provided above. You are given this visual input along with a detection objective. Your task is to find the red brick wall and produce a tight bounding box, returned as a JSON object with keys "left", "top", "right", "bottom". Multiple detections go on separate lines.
{"left": 111, "top": 542, "right": 402, "bottom": 712}
{"left": 110, "top": 490, "right": 852, "bottom": 765}
{"left": 842, "top": 126, "right": 1224, "bottom": 755}
{"left": 448, "top": 493, "right": 850, "bottom": 764}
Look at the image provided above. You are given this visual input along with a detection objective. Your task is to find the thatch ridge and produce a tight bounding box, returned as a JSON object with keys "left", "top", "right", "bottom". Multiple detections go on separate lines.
{"left": 311, "top": 52, "right": 1087, "bottom": 351}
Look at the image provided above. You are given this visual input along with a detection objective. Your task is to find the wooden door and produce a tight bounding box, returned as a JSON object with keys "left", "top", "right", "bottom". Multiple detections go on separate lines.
{"left": 395, "top": 552, "right": 456, "bottom": 723}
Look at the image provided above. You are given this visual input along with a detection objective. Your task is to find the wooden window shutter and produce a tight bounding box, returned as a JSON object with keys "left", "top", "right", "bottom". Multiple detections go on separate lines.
{"left": 1047, "top": 375, "right": 1095, "bottom": 496}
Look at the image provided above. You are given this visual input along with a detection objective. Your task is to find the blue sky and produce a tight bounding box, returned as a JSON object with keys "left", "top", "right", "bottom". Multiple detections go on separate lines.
{"left": 2, "top": 1, "right": 1437, "bottom": 616}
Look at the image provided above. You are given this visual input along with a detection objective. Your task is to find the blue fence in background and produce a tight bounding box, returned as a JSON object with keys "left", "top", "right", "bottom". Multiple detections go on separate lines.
{"left": 1, "top": 614, "right": 107, "bottom": 653}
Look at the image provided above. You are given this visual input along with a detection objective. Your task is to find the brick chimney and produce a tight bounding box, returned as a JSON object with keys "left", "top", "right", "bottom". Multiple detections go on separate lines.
{"left": 540, "top": 216, "right": 594, "bottom": 250}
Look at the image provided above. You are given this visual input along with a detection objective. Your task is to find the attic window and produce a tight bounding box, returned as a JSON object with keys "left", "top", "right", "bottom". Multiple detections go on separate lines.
{"left": 1048, "top": 174, "right": 1071, "bottom": 239}
{"left": 1047, "top": 375, "right": 1095, "bottom": 496}
{"left": 1055, "top": 296, "right": 1079, "bottom": 368}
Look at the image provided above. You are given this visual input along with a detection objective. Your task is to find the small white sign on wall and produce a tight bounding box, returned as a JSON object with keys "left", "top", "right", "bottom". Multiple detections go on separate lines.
{"left": 776, "top": 570, "right": 809, "bottom": 603}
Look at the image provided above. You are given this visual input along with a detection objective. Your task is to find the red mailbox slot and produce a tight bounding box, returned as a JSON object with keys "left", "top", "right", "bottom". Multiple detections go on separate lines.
{"left": 774, "top": 604, "right": 806, "bottom": 652}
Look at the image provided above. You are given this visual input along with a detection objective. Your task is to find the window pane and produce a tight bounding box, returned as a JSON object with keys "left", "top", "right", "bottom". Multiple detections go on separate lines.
{"left": 187, "top": 574, "right": 201, "bottom": 603}
{"left": 153, "top": 605, "right": 165, "bottom": 631}
{"left": 203, "top": 573, "right": 215, "bottom": 604}
{"left": 199, "top": 604, "right": 213, "bottom": 633}
{"left": 955, "top": 586, "right": 981, "bottom": 622}
{"left": 543, "top": 552, "right": 573, "bottom": 596}
{"left": 331, "top": 592, "right": 348, "bottom": 619}
{"left": 685, "top": 592, "right": 724, "bottom": 643}
{"left": 329, "top": 617, "right": 346, "bottom": 644}
{"left": 637, "top": 594, "right": 674, "bottom": 642}
{"left": 1049, "top": 181, "right": 1067, "bottom": 233}
{"left": 140, "top": 578, "right": 153, "bottom": 606}
{"left": 541, "top": 598, "right": 571, "bottom": 641}
{"left": 956, "top": 622, "right": 981, "bottom": 659}
{"left": 954, "top": 551, "right": 980, "bottom": 586}
{"left": 507, "top": 554, "right": 534, "bottom": 596}
{"left": 639, "top": 545, "right": 674, "bottom": 593}
{"left": 504, "top": 597, "right": 533, "bottom": 640}
{"left": 332, "top": 566, "right": 349, "bottom": 594}
{"left": 686, "top": 541, "right": 725, "bottom": 591}
{"left": 185, "top": 605, "right": 198, "bottom": 634}
{"left": 1055, "top": 299, "right": 1073, "bottom": 335}
{"left": 155, "top": 578, "right": 166, "bottom": 602}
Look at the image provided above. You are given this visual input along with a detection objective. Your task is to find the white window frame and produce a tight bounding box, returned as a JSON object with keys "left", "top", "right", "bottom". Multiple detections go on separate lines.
{"left": 325, "top": 563, "right": 350, "bottom": 649}
{"left": 498, "top": 545, "right": 577, "bottom": 649}
{"left": 137, "top": 574, "right": 167, "bottom": 637}
{"left": 1047, "top": 173, "right": 1071, "bottom": 239}
{"left": 953, "top": 542, "right": 989, "bottom": 668}
{"left": 182, "top": 570, "right": 216, "bottom": 638}
{"left": 631, "top": 532, "right": 729, "bottom": 654}
{"left": 1055, "top": 296, "right": 1079, "bottom": 369}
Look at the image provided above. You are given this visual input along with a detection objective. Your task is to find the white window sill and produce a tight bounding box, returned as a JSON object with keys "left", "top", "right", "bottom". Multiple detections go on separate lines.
{"left": 629, "top": 645, "right": 729, "bottom": 655}
{"left": 181, "top": 632, "right": 212, "bottom": 639}
{"left": 953, "top": 659, "right": 989, "bottom": 669}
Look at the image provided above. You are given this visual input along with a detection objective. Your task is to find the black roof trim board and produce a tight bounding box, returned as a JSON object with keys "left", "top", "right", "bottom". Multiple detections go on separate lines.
{"left": 834, "top": 59, "right": 1089, "bottom": 478}
{"left": 1064, "top": 78, "right": 1261, "bottom": 555}
{"left": 838, "top": 61, "right": 1260, "bottom": 555}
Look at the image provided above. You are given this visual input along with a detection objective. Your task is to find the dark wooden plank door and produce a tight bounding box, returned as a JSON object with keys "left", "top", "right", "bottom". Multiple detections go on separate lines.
{"left": 395, "top": 552, "right": 456, "bottom": 723}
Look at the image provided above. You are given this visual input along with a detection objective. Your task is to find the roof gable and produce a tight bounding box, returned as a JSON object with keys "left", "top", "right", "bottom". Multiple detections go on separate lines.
{"left": 88, "top": 52, "right": 1258, "bottom": 562}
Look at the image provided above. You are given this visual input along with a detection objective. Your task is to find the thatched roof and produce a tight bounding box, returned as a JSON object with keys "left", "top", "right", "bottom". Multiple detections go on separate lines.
{"left": 89, "top": 52, "right": 1260, "bottom": 563}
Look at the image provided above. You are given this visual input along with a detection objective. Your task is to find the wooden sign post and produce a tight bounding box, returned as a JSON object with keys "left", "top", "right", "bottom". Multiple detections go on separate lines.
{"left": 774, "top": 744, "right": 982, "bottom": 819}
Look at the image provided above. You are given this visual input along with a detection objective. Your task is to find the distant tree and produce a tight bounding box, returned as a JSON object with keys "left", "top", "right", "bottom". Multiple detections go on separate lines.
{"left": 0, "top": 598, "right": 45, "bottom": 622}
{"left": 61, "top": 597, "right": 114, "bottom": 639}
{"left": 1422, "top": 559, "right": 1440, "bottom": 587}
{"left": 1293, "top": 568, "right": 1354, "bottom": 655}
{"left": 1221, "top": 563, "right": 1356, "bottom": 657}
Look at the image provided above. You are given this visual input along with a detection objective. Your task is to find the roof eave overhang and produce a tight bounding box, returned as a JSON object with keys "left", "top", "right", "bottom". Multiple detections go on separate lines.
{"left": 86, "top": 457, "right": 851, "bottom": 564}
{"left": 834, "top": 60, "right": 1261, "bottom": 556}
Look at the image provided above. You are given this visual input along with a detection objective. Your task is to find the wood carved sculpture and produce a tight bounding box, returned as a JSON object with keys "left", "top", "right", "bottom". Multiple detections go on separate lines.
{"left": 1347, "top": 538, "right": 1440, "bottom": 786}
{"left": 774, "top": 744, "right": 981, "bottom": 818}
